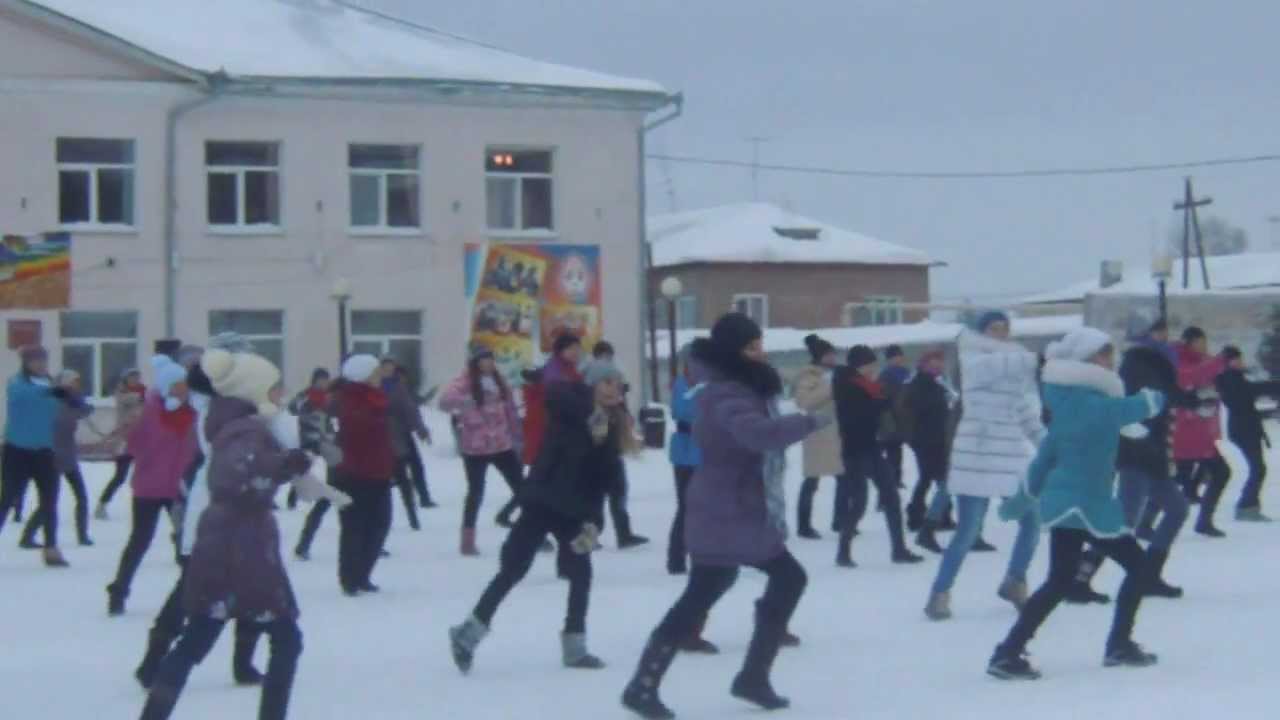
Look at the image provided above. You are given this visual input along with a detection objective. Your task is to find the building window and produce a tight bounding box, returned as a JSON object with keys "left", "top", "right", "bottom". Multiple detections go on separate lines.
{"left": 349, "top": 144, "right": 421, "bottom": 230}
{"left": 351, "top": 310, "right": 423, "bottom": 388}
{"left": 206, "top": 141, "right": 281, "bottom": 228}
{"left": 59, "top": 311, "right": 138, "bottom": 399}
{"left": 732, "top": 293, "right": 769, "bottom": 328}
{"left": 57, "top": 138, "right": 135, "bottom": 227}
{"left": 485, "top": 149, "right": 554, "bottom": 233}
{"left": 844, "top": 297, "right": 903, "bottom": 327}
{"left": 209, "top": 310, "right": 285, "bottom": 373}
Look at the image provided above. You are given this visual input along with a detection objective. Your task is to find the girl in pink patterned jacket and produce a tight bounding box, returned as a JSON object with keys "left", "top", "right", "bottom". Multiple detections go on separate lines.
{"left": 439, "top": 345, "right": 525, "bottom": 555}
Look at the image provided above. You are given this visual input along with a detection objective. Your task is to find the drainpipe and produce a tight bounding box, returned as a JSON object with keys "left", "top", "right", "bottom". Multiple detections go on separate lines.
{"left": 163, "top": 78, "right": 225, "bottom": 338}
{"left": 636, "top": 93, "right": 684, "bottom": 405}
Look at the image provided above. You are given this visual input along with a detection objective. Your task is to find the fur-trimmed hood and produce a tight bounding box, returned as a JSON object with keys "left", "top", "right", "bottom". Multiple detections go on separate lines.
{"left": 689, "top": 337, "right": 782, "bottom": 398}
{"left": 1042, "top": 359, "right": 1124, "bottom": 398}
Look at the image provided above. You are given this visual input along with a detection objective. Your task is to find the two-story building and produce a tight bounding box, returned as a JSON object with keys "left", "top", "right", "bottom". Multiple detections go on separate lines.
{"left": 0, "top": 0, "right": 676, "bottom": 418}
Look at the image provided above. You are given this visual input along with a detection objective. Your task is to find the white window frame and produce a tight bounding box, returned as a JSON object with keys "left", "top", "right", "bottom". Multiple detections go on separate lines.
{"left": 208, "top": 309, "right": 286, "bottom": 378}
{"left": 731, "top": 293, "right": 769, "bottom": 328}
{"left": 348, "top": 144, "right": 423, "bottom": 235}
{"left": 59, "top": 311, "right": 139, "bottom": 401}
{"left": 205, "top": 141, "right": 282, "bottom": 233}
{"left": 867, "top": 295, "right": 904, "bottom": 326}
{"left": 485, "top": 148, "right": 555, "bottom": 236}
{"left": 350, "top": 310, "right": 426, "bottom": 386}
{"left": 56, "top": 137, "right": 136, "bottom": 231}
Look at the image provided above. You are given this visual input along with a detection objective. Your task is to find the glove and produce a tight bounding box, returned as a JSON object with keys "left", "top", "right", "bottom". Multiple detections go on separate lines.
{"left": 570, "top": 522, "right": 600, "bottom": 555}
{"left": 998, "top": 487, "right": 1036, "bottom": 522}
{"left": 1138, "top": 389, "right": 1166, "bottom": 417}
{"left": 292, "top": 472, "right": 353, "bottom": 509}
{"left": 282, "top": 449, "right": 312, "bottom": 477}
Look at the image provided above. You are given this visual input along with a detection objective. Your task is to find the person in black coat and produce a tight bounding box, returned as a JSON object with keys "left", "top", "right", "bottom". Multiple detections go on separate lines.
{"left": 832, "top": 345, "right": 922, "bottom": 567}
{"left": 449, "top": 361, "right": 636, "bottom": 676}
{"left": 1216, "top": 346, "right": 1280, "bottom": 520}
{"left": 901, "top": 349, "right": 952, "bottom": 532}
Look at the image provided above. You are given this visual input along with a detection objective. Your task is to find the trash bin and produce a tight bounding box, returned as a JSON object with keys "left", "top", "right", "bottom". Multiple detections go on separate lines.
{"left": 639, "top": 405, "right": 666, "bottom": 450}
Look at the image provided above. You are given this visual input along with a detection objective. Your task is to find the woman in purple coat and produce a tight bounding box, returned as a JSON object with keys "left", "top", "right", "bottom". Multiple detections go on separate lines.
{"left": 139, "top": 351, "right": 322, "bottom": 720}
{"left": 622, "top": 313, "right": 825, "bottom": 719}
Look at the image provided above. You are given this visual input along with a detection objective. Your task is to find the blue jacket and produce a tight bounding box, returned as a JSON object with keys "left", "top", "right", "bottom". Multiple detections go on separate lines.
{"left": 1024, "top": 360, "right": 1162, "bottom": 537}
{"left": 668, "top": 375, "right": 702, "bottom": 468}
{"left": 5, "top": 373, "right": 60, "bottom": 450}
{"left": 878, "top": 364, "right": 911, "bottom": 390}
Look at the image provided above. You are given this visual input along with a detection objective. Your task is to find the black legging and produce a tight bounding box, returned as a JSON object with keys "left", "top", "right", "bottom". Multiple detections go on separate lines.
{"left": 796, "top": 476, "right": 847, "bottom": 533}
{"left": 295, "top": 498, "right": 331, "bottom": 555}
{"left": 473, "top": 502, "right": 592, "bottom": 634}
{"left": 1177, "top": 454, "right": 1231, "bottom": 527}
{"left": 98, "top": 454, "right": 133, "bottom": 506}
{"left": 1234, "top": 436, "right": 1268, "bottom": 511}
{"left": 653, "top": 550, "right": 807, "bottom": 642}
{"left": 462, "top": 451, "right": 524, "bottom": 530}
{"left": 0, "top": 445, "right": 61, "bottom": 548}
{"left": 841, "top": 450, "right": 908, "bottom": 556}
{"left": 21, "top": 469, "right": 89, "bottom": 545}
{"left": 110, "top": 497, "right": 174, "bottom": 597}
{"left": 393, "top": 456, "right": 421, "bottom": 531}
{"left": 335, "top": 478, "right": 392, "bottom": 592}
{"left": 406, "top": 441, "right": 432, "bottom": 506}
{"left": 668, "top": 466, "right": 694, "bottom": 573}
{"left": 600, "top": 465, "right": 637, "bottom": 543}
{"left": 884, "top": 441, "right": 905, "bottom": 487}
{"left": 907, "top": 443, "right": 947, "bottom": 515}
{"left": 1002, "top": 527, "right": 1147, "bottom": 652}
{"left": 140, "top": 615, "right": 302, "bottom": 720}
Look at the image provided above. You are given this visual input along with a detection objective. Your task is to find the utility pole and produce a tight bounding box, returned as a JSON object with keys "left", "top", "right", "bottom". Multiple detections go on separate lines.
{"left": 746, "top": 136, "right": 771, "bottom": 201}
{"left": 1173, "top": 177, "right": 1212, "bottom": 289}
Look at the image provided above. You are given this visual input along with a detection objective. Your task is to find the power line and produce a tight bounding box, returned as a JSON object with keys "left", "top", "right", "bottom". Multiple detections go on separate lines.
{"left": 646, "top": 151, "right": 1280, "bottom": 180}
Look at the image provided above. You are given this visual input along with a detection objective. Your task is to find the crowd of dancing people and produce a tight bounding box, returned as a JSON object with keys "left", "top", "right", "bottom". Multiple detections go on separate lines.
{"left": 0, "top": 305, "right": 1276, "bottom": 718}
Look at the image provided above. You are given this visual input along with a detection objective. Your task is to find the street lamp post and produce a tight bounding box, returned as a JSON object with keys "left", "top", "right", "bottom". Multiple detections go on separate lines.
{"left": 331, "top": 277, "right": 352, "bottom": 367}
{"left": 660, "top": 276, "right": 683, "bottom": 389}
{"left": 1151, "top": 253, "right": 1173, "bottom": 324}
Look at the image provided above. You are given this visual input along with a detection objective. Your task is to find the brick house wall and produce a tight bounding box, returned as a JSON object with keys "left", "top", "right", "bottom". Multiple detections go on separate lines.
{"left": 648, "top": 262, "right": 930, "bottom": 328}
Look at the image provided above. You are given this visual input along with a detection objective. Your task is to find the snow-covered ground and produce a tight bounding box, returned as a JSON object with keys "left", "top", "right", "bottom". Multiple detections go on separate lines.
{"left": 3, "top": 409, "right": 1276, "bottom": 719}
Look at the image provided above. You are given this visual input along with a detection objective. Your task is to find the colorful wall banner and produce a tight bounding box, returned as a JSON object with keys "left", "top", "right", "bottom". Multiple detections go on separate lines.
{"left": 0, "top": 233, "right": 71, "bottom": 309}
{"left": 463, "top": 243, "right": 603, "bottom": 379}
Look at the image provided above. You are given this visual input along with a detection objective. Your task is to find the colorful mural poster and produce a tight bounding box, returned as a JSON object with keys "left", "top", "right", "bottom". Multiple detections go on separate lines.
{"left": 0, "top": 233, "right": 71, "bottom": 309}
{"left": 463, "top": 243, "right": 603, "bottom": 379}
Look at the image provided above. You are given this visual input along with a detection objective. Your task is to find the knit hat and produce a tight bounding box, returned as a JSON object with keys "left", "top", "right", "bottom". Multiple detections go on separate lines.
{"left": 201, "top": 349, "right": 282, "bottom": 417}
{"left": 1124, "top": 307, "right": 1162, "bottom": 341}
{"left": 975, "top": 310, "right": 1011, "bottom": 333}
{"left": 582, "top": 359, "right": 623, "bottom": 388}
{"left": 709, "top": 312, "right": 763, "bottom": 357}
{"left": 846, "top": 344, "right": 878, "bottom": 369}
{"left": 803, "top": 333, "right": 836, "bottom": 364}
{"left": 208, "top": 332, "right": 255, "bottom": 354}
{"left": 1046, "top": 327, "right": 1113, "bottom": 361}
{"left": 341, "top": 354, "right": 380, "bottom": 383}
{"left": 151, "top": 354, "right": 189, "bottom": 408}
{"left": 1222, "top": 345, "right": 1243, "bottom": 362}
{"left": 552, "top": 333, "right": 582, "bottom": 357}
{"left": 884, "top": 344, "right": 905, "bottom": 360}
{"left": 310, "top": 367, "right": 331, "bottom": 384}
{"left": 592, "top": 340, "right": 615, "bottom": 359}
{"left": 1182, "top": 326, "right": 1206, "bottom": 343}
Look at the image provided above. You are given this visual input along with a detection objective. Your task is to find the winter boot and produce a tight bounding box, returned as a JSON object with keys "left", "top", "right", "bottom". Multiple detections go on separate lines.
{"left": 730, "top": 618, "right": 790, "bottom": 711}
{"left": 678, "top": 621, "right": 720, "bottom": 655}
{"left": 997, "top": 578, "right": 1029, "bottom": 610}
{"left": 139, "top": 685, "right": 181, "bottom": 720}
{"left": 460, "top": 528, "right": 480, "bottom": 557}
{"left": 1065, "top": 549, "right": 1109, "bottom": 604}
{"left": 618, "top": 534, "right": 651, "bottom": 550}
{"left": 1228, "top": 504, "right": 1269, "bottom": 520}
{"left": 1104, "top": 640, "right": 1159, "bottom": 668}
{"left": 987, "top": 644, "right": 1041, "bottom": 681}
{"left": 835, "top": 532, "right": 856, "bottom": 568}
{"left": 924, "top": 591, "right": 952, "bottom": 621}
{"left": 94, "top": 503, "right": 109, "bottom": 521}
{"left": 781, "top": 630, "right": 801, "bottom": 648}
{"left": 448, "top": 615, "right": 489, "bottom": 675}
{"left": 906, "top": 501, "right": 926, "bottom": 532}
{"left": 494, "top": 509, "right": 514, "bottom": 529}
{"left": 892, "top": 546, "right": 924, "bottom": 564}
{"left": 107, "top": 583, "right": 127, "bottom": 617}
{"left": 233, "top": 624, "right": 264, "bottom": 686}
{"left": 916, "top": 521, "right": 944, "bottom": 554}
{"left": 1143, "top": 547, "right": 1184, "bottom": 599}
{"left": 1195, "top": 473, "right": 1228, "bottom": 537}
{"left": 562, "top": 632, "right": 606, "bottom": 669}
{"left": 939, "top": 509, "right": 957, "bottom": 531}
{"left": 796, "top": 479, "right": 820, "bottom": 539}
{"left": 971, "top": 535, "right": 998, "bottom": 552}
{"left": 42, "top": 547, "right": 69, "bottom": 567}
{"left": 797, "top": 527, "right": 822, "bottom": 540}
{"left": 621, "top": 634, "right": 679, "bottom": 720}
{"left": 135, "top": 628, "right": 175, "bottom": 690}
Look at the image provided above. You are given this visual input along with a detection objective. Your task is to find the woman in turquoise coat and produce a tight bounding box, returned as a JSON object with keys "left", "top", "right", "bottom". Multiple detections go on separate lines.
{"left": 988, "top": 328, "right": 1165, "bottom": 680}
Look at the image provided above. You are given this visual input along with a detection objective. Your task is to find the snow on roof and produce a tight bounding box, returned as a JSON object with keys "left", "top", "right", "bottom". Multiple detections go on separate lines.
{"left": 655, "top": 316, "right": 1081, "bottom": 358}
{"left": 648, "top": 203, "right": 932, "bottom": 267}
{"left": 25, "top": 0, "right": 667, "bottom": 95}
{"left": 1020, "top": 252, "right": 1280, "bottom": 304}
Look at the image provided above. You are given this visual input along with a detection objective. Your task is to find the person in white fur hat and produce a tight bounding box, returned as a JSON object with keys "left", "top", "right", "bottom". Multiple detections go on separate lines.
{"left": 987, "top": 326, "right": 1166, "bottom": 680}
{"left": 139, "top": 350, "right": 345, "bottom": 720}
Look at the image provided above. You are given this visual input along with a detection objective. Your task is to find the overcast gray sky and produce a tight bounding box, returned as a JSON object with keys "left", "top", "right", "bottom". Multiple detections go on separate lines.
{"left": 367, "top": 0, "right": 1280, "bottom": 299}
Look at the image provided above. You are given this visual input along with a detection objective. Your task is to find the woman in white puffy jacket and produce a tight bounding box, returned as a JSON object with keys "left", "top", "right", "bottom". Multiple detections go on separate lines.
{"left": 924, "top": 312, "right": 1046, "bottom": 621}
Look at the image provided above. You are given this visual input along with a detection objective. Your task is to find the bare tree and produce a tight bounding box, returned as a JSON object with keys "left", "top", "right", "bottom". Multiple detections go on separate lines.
{"left": 1168, "top": 215, "right": 1249, "bottom": 257}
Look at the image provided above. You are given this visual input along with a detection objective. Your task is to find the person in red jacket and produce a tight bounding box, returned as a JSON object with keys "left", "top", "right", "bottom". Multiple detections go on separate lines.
{"left": 1170, "top": 327, "right": 1231, "bottom": 537}
{"left": 333, "top": 354, "right": 396, "bottom": 596}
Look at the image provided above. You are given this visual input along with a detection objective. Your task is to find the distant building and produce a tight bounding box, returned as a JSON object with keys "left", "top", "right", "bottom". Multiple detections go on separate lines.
{"left": 647, "top": 203, "right": 935, "bottom": 329}
{"left": 0, "top": 0, "right": 676, "bottom": 422}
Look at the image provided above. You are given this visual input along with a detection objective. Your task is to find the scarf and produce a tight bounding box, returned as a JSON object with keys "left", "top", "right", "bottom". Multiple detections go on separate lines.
{"left": 305, "top": 388, "right": 329, "bottom": 411}
{"left": 160, "top": 403, "right": 196, "bottom": 436}
{"left": 853, "top": 374, "right": 885, "bottom": 400}
{"left": 762, "top": 397, "right": 789, "bottom": 539}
